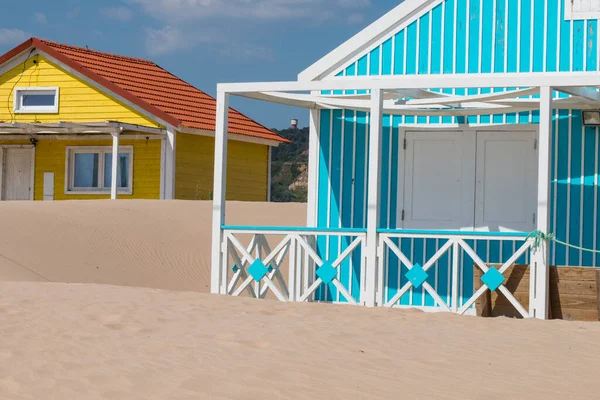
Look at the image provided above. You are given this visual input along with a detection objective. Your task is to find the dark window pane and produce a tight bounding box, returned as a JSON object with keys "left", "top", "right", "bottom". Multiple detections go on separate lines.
{"left": 104, "top": 153, "right": 130, "bottom": 188}
{"left": 73, "top": 153, "right": 99, "bottom": 188}
{"left": 22, "top": 93, "right": 55, "bottom": 107}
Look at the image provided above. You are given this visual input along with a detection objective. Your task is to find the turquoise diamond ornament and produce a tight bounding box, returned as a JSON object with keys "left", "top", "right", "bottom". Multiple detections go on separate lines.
{"left": 481, "top": 267, "right": 505, "bottom": 292}
{"left": 316, "top": 261, "right": 338, "bottom": 284}
{"left": 405, "top": 263, "right": 428, "bottom": 288}
{"left": 248, "top": 259, "right": 269, "bottom": 282}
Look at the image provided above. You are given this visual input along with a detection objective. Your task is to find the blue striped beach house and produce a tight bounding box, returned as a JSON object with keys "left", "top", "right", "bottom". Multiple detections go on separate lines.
{"left": 211, "top": 0, "right": 600, "bottom": 319}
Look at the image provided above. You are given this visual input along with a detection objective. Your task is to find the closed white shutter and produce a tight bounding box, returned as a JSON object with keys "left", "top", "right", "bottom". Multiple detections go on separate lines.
{"left": 402, "top": 131, "right": 476, "bottom": 230}
{"left": 474, "top": 131, "right": 538, "bottom": 233}
{"left": 566, "top": 0, "right": 600, "bottom": 20}
{"left": 398, "top": 129, "right": 538, "bottom": 233}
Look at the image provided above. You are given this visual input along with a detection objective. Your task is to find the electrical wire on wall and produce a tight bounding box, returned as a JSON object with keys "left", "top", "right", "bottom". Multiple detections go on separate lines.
{"left": 6, "top": 48, "right": 36, "bottom": 123}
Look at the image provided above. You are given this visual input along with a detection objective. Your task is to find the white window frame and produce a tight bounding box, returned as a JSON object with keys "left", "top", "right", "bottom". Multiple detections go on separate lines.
{"left": 565, "top": 0, "right": 600, "bottom": 20}
{"left": 13, "top": 87, "right": 59, "bottom": 114}
{"left": 65, "top": 146, "right": 134, "bottom": 195}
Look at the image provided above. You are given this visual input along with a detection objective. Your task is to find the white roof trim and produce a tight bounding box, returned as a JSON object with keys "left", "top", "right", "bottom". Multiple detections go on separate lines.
{"left": 298, "top": 0, "right": 438, "bottom": 82}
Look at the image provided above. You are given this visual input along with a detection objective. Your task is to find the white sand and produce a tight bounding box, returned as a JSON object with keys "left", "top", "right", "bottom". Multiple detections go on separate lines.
{"left": 1, "top": 282, "right": 599, "bottom": 399}
{"left": 0, "top": 200, "right": 599, "bottom": 399}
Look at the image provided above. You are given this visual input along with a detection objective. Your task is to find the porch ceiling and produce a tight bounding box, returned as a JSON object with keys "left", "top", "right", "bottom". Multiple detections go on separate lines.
{"left": 232, "top": 85, "right": 600, "bottom": 117}
{"left": 218, "top": 72, "right": 600, "bottom": 117}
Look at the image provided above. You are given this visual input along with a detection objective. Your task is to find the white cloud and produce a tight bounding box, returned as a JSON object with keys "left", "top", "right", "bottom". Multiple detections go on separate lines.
{"left": 34, "top": 12, "right": 47, "bottom": 24}
{"left": 144, "top": 26, "right": 215, "bottom": 56}
{"left": 128, "top": 0, "right": 370, "bottom": 21}
{"left": 100, "top": 6, "right": 134, "bottom": 22}
{"left": 0, "top": 28, "right": 29, "bottom": 45}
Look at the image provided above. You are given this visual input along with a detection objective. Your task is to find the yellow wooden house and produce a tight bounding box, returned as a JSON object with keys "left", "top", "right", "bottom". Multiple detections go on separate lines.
{"left": 0, "top": 38, "right": 286, "bottom": 201}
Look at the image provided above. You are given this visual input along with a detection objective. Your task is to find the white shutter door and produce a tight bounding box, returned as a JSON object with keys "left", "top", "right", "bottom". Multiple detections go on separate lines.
{"left": 2, "top": 148, "right": 33, "bottom": 200}
{"left": 474, "top": 131, "right": 538, "bottom": 232}
{"left": 402, "top": 131, "right": 475, "bottom": 230}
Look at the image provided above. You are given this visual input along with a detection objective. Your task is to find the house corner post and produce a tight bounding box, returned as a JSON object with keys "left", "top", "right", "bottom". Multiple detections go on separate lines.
{"left": 164, "top": 125, "right": 177, "bottom": 200}
{"left": 211, "top": 90, "right": 229, "bottom": 295}
{"left": 364, "top": 89, "right": 384, "bottom": 307}
{"left": 533, "top": 86, "right": 553, "bottom": 320}
{"left": 307, "top": 107, "right": 321, "bottom": 228}
{"left": 110, "top": 130, "right": 120, "bottom": 200}
{"left": 305, "top": 107, "right": 321, "bottom": 298}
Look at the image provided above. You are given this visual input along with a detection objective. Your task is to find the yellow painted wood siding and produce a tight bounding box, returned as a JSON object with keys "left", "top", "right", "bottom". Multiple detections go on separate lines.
{"left": 0, "top": 138, "right": 162, "bottom": 200}
{"left": 0, "top": 55, "right": 160, "bottom": 127}
{"left": 175, "top": 133, "right": 269, "bottom": 201}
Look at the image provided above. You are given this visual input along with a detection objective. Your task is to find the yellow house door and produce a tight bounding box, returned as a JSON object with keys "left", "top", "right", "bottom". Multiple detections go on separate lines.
{"left": 1, "top": 147, "right": 34, "bottom": 201}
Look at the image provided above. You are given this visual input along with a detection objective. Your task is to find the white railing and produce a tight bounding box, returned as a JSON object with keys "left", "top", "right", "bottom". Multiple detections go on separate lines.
{"left": 220, "top": 226, "right": 367, "bottom": 305}
{"left": 217, "top": 226, "right": 540, "bottom": 318}
{"left": 377, "top": 230, "right": 535, "bottom": 317}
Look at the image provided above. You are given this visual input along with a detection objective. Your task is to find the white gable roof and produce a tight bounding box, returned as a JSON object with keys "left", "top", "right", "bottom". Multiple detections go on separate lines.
{"left": 298, "top": 0, "right": 439, "bottom": 81}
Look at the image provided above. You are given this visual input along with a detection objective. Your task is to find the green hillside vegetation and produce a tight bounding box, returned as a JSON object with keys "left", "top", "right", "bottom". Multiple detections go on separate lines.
{"left": 270, "top": 127, "right": 309, "bottom": 203}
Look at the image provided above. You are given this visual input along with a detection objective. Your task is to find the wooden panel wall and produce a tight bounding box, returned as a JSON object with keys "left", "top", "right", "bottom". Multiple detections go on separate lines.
{"left": 175, "top": 133, "right": 269, "bottom": 201}
{"left": 475, "top": 265, "right": 600, "bottom": 321}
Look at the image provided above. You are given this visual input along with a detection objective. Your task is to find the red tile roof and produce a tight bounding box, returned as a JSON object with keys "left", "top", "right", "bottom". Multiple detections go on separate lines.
{"left": 0, "top": 38, "right": 287, "bottom": 143}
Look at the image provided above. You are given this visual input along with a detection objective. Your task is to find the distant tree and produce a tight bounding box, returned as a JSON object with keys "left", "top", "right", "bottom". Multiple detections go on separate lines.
{"left": 270, "top": 127, "right": 309, "bottom": 203}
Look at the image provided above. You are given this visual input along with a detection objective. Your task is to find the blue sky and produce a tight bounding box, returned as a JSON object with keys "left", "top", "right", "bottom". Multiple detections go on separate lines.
{"left": 0, "top": 0, "right": 401, "bottom": 129}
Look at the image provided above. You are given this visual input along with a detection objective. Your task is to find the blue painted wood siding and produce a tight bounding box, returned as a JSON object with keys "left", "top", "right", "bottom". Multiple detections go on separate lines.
{"left": 315, "top": 0, "right": 600, "bottom": 304}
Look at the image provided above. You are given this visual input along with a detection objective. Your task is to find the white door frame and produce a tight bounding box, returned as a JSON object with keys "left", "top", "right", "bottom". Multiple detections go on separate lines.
{"left": 0, "top": 145, "right": 36, "bottom": 201}
{"left": 396, "top": 124, "right": 539, "bottom": 231}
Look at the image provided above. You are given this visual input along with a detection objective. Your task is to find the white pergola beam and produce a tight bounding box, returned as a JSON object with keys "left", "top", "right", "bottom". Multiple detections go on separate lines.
{"left": 237, "top": 89, "right": 600, "bottom": 117}
{"left": 404, "top": 87, "right": 539, "bottom": 106}
{"left": 555, "top": 86, "right": 600, "bottom": 102}
{"left": 220, "top": 72, "right": 600, "bottom": 93}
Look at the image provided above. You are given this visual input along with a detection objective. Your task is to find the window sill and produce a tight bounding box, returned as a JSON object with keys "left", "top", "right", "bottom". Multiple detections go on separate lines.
{"left": 65, "top": 190, "right": 133, "bottom": 196}
{"left": 14, "top": 109, "right": 59, "bottom": 114}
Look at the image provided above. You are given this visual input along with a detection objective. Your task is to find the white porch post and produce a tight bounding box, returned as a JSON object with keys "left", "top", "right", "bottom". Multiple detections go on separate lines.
{"left": 306, "top": 108, "right": 320, "bottom": 227}
{"left": 533, "top": 86, "right": 553, "bottom": 319}
{"left": 110, "top": 131, "right": 120, "bottom": 200}
{"left": 364, "top": 89, "right": 384, "bottom": 307}
{"left": 164, "top": 125, "right": 177, "bottom": 200}
{"left": 211, "top": 91, "right": 229, "bottom": 294}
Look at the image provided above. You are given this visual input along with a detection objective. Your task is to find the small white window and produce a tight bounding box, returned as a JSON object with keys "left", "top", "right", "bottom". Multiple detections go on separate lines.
{"left": 66, "top": 146, "right": 133, "bottom": 195}
{"left": 14, "top": 87, "right": 59, "bottom": 114}
{"left": 565, "top": 0, "right": 600, "bottom": 20}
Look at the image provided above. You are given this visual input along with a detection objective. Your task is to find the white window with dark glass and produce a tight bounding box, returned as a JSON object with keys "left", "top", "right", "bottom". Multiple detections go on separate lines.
{"left": 66, "top": 146, "right": 133, "bottom": 194}
{"left": 13, "top": 87, "right": 59, "bottom": 114}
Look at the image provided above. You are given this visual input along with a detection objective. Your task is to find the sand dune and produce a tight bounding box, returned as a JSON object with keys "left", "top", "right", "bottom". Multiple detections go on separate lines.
{"left": 0, "top": 200, "right": 306, "bottom": 291}
{"left": 1, "top": 200, "right": 599, "bottom": 399}
{"left": 0, "top": 282, "right": 599, "bottom": 399}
